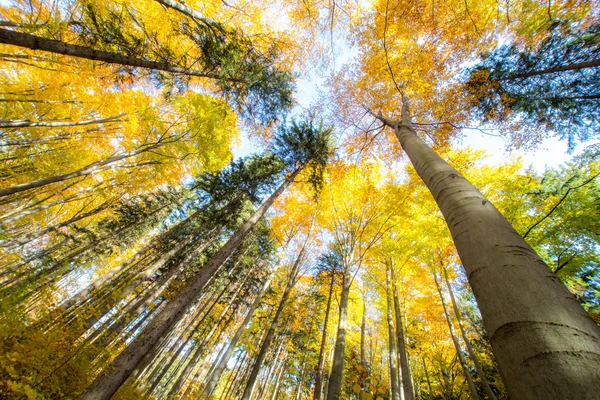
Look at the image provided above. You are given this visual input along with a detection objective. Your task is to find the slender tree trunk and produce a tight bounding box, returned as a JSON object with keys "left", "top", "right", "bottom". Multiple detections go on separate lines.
{"left": 240, "top": 241, "right": 307, "bottom": 400}
{"left": 0, "top": 28, "right": 225, "bottom": 79}
{"left": 314, "top": 268, "right": 336, "bottom": 400}
{"left": 423, "top": 357, "right": 433, "bottom": 397}
{"left": 433, "top": 272, "right": 479, "bottom": 400}
{"left": 77, "top": 169, "right": 301, "bottom": 400}
{"left": 390, "top": 264, "right": 415, "bottom": 400}
{"left": 374, "top": 101, "right": 600, "bottom": 399}
{"left": 386, "top": 267, "right": 401, "bottom": 400}
{"left": 443, "top": 265, "right": 497, "bottom": 400}
{"left": 203, "top": 276, "right": 271, "bottom": 395}
{"left": 325, "top": 264, "right": 351, "bottom": 400}
{"left": 294, "top": 315, "right": 315, "bottom": 400}
{"left": 0, "top": 142, "right": 163, "bottom": 198}
{"left": 0, "top": 114, "right": 125, "bottom": 128}
{"left": 500, "top": 59, "right": 600, "bottom": 81}
{"left": 269, "top": 359, "right": 287, "bottom": 400}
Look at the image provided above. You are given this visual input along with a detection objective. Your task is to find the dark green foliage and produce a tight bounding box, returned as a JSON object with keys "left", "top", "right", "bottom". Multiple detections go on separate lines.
{"left": 272, "top": 119, "right": 333, "bottom": 197}
{"left": 465, "top": 22, "right": 600, "bottom": 149}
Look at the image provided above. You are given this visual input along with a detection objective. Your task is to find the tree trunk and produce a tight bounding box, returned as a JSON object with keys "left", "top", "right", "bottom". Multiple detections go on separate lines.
{"left": 0, "top": 113, "right": 125, "bottom": 128}
{"left": 386, "top": 267, "right": 401, "bottom": 400}
{"left": 0, "top": 142, "right": 163, "bottom": 198}
{"left": 500, "top": 59, "right": 600, "bottom": 81}
{"left": 0, "top": 28, "right": 224, "bottom": 79}
{"left": 203, "top": 276, "right": 271, "bottom": 395}
{"left": 390, "top": 264, "right": 415, "bottom": 400}
{"left": 240, "top": 241, "right": 307, "bottom": 400}
{"left": 325, "top": 264, "right": 351, "bottom": 400}
{"left": 443, "top": 265, "right": 497, "bottom": 400}
{"left": 374, "top": 101, "right": 600, "bottom": 399}
{"left": 314, "top": 268, "right": 336, "bottom": 400}
{"left": 433, "top": 271, "right": 479, "bottom": 400}
{"left": 76, "top": 168, "right": 301, "bottom": 400}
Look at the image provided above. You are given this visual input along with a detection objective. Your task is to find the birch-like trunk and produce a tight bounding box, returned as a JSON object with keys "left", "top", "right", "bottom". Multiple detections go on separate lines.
{"left": 325, "top": 265, "right": 351, "bottom": 400}
{"left": 443, "top": 265, "right": 497, "bottom": 400}
{"left": 240, "top": 242, "right": 307, "bottom": 400}
{"left": 390, "top": 265, "right": 415, "bottom": 400}
{"left": 76, "top": 169, "right": 301, "bottom": 400}
{"left": 314, "top": 268, "right": 335, "bottom": 400}
{"left": 203, "top": 277, "right": 271, "bottom": 395}
{"left": 387, "top": 267, "right": 401, "bottom": 400}
{"left": 375, "top": 101, "right": 600, "bottom": 399}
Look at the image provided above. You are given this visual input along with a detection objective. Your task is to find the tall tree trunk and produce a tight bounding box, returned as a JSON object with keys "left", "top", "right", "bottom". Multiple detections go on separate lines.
{"left": 500, "top": 59, "right": 600, "bottom": 81}
{"left": 423, "top": 357, "right": 433, "bottom": 397}
{"left": 373, "top": 100, "right": 600, "bottom": 399}
{"left": 443, "top": 265, "right": 497, "bottom": 400}
{"left": 433, "top": 271, "right": 479, "bottom": 400}
{"left": 294, "top": 315, "right": 315, "bottom": 400}
{"left": 240, "top": 241, "right": 307, "bottom": 400}
{"left": 0, "top": 28, "right": 224, "bottom": 80}
{"left": 325, "top": 264, "right": 351, "bottom": 400}
{"left": 77, "top": 168, "right": 301, "bottom": 400}
{"left": 0, "top": 142, "right": 163, "bottom": 198}
{"left": 0, "top": 113, "right": 125, "bottom": 128}
{"left": 203, "top": 276, "right": 271, "bottom": 395}
{"left": 390, "top": 264, "right": 415, "bottom": 400}
{"left": 386, "top": 267, "right": 401, "bottom": 400}
{"left": 314, "top": 268, "right": 336, "bottom": 400}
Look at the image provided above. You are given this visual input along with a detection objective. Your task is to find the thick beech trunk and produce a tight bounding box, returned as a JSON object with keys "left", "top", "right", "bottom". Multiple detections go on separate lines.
{"left": 386, "top": 267, "right": 401, "bottom": 400}
{"left": 77, "top": 169, "right": 301, "bottom": 400}
{"left": 240, "top": 242, "right": 307, "bottom": 400}
{"left": 314, "top": 268, "right": 336, "bottom": 400}
{"left": 375, "top": 102, "right": 600, "bottom": 399}
{"left": 443, "top": 266, "right": 497, "bottom": 400}
{"left": 434, "top": 272, "right": 479, "bottom": 400}
{"left": 203, "top": 277, "right": 271, "bottom": 395}
{"left": 390, "top": 265, "right": 415, "bottom": 400}
{"left": 325, "top": 265, "right": 351, "bottom": 400}
{"left": 0, "top": 28, "right": 222, "bottom": 79}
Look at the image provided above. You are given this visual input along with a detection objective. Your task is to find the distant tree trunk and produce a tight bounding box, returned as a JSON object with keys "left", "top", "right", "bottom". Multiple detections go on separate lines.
{"left": 500, "top": 59, "right": 600, "bottom": 81}
{"left": 373, "top": 99, "right": 600, "bottom": 399}
{"left": 390, "top": 264, "right": 415, "bottom": 400}
{"left": 204, "top": 276, "right": 271, "bottom": 395}
{"left": 0, "top": 28, "right": 224, "bottom": 79}
{"left": 433, "top": 272, "right": 478, "bottom": 400}
{"left": 269, "top": 359, "right": 287, "bottom": 400}
{"left": 0, "top": 113, "right": 125, "bottom": 128}
{"left": 314, "top": 268, "right": 335, "bottom": 400}
{"left": 386, "top": 266, "right": 401, "bottom": 400}
{"left": 240, "top": 241, "right": 307, "bottom": 400}
{"left": 77, "top": 169, "right": 302, "bottom": 400}
{"left": 443, "top": 265, "right": 497, "bottom": 400}
{"left": 423, "top": 357, "right": 433, "bottom": 397}
{"left": 0, "top": 142, "right": 163, "bottom": 198}
{"left": 325, "top": 263, "right": 351, "bottom": 400}
{"left": 294, "top": 315, "right": 315, "bottom": 400}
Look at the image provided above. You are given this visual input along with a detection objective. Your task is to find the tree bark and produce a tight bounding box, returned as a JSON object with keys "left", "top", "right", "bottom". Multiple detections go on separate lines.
{"left": 240, "top": 241, "right": 307, "bottom": 400}
{"left": 443, "top": 265, "right": 497, "bottom": 400}
{"left": 386, "top": 266, "right": 401, "bottom": 400}
{"left": 314, "top": 268, "right": 336, "bottom": 400}
{"left": 373, "top": 101, "right": 600, "bottom": 399}
{"left": 433, "top": 271, "right": 479, "bottom": 400}
{"left": 76, "top": 168, "right": 301, "bottom": 400}
{"left": 0, "top": 28, "right": 226, "bottom": 80}
{"left": 325, "top": 264, "right": 351, "bottom": 400}
{"left": 390, "top": 264, "right": 415, "bottom": 400}
{"left": 500, "top": 59, "right": 600, "bottom": 81}
{"left": 203, "top": 276, "right": 271, "bottom": 395}
{"left": 0, "top": 114, "right": 125, "bottom": 129}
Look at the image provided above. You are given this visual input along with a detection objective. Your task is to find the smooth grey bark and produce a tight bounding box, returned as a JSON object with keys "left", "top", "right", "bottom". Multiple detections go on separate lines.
{"left": 434, "top": 272, "right": 479, "bottom": 400}
{"left": 325, "top": 264, "right": 351, "bottom": 400}
{"left": 313, "top": 268, "right": 335, "bottom": 400}
{"left": 0, "top": 28, "right": 225, "bottom": 80}
{"left": 0, "top": 141, "right": 163, "bottom": 198}
{"left": 77, "top": 168, "right": 301, "bottom": 400}
{"left": 0, "top": 114, "right": 125, "bottom": 128}
{"left": 443, "top": 265, "right": 497, "bottom": 400}
{"left": 373, "top": 100, "right": 600, "bottom": 399}
{"left": 386, "top": 267, "right": 401, "bottom": 400}
{"left": 203, "top": 276, "right": 271, "bottom": 395}
{"left": 390, "top": 264, "right": 415, "bottom": 400}
{"left": 240, "top": 241, "right": 307, "bottom": 400}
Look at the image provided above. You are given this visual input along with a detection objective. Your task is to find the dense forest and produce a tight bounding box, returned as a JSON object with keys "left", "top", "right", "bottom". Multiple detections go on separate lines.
{"left": 0, "top": 0, "right": 598, "bottom": 399}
